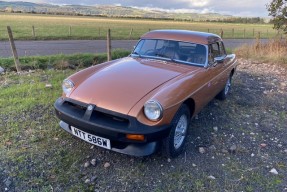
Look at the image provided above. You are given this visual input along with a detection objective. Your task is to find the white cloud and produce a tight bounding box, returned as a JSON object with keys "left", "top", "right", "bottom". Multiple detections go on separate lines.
{"left": 132, "top": 6, "right": 213, "bottom": 14}
{"left": 188, "top": 0, "right": 210, "bottom": 7}
{"left": 206, "top": 0, "right": 270, "bottom": 17}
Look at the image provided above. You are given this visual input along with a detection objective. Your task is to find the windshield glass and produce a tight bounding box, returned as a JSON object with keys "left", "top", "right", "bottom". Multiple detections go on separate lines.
{"left": 132, "top": 39, "right": 207, "bottom": 66}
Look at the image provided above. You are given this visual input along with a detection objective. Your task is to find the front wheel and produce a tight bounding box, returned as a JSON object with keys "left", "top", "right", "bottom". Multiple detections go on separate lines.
{"left": 216, "top": 75, "right": 232, "bottom": 100}
{"left": 162, "top": 104, "right": 191, "bottom": 158}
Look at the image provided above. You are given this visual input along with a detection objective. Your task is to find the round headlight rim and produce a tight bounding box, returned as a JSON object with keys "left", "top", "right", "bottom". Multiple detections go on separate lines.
{"left": 144, "top": 100, "right": 163, "bottom": 121}
{"left": 62, "top": 79, "right": 75, "bottom": 95}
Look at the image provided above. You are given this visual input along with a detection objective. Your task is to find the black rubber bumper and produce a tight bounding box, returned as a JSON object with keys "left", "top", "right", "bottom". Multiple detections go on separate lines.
{"left": 54, "top": 97, "right": 171, "bottom": 156}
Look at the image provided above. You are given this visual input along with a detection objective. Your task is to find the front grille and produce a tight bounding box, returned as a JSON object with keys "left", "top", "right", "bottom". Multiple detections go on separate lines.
{"left": 62, "top": 100, "right": 86, "bottom": 117}
{"left": 63, "top": 99, "right": 130, "bottom": 129}
{"left": 66, "top": 101, "right": 86, "bottom": 111}
{"left": 90, "top": 110, "right": 130, "bottom": 129}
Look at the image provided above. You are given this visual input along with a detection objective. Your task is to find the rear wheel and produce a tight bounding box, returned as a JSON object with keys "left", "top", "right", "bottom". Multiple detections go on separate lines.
{"left": 216, "top": 75, "right": 232, "bottom": 100}
{"left": 162, "top": 104, "right": 190, "bottom": 158}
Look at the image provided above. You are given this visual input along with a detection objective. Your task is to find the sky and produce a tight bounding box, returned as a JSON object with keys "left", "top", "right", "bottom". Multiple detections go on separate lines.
{"left": 4, "top": 0, "right": 271, "bottom": 17}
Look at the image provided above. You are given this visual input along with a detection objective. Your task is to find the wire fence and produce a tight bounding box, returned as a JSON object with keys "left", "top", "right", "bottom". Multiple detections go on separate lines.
{"left": 0, "top": 25, "right": 285, "bottom": 59}
{"left": 0, "top": 25, "right": 285, "bottom": 41}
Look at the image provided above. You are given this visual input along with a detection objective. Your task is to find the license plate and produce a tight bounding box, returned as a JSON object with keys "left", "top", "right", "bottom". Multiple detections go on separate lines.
{"left": 71, "top": 126, "right": 111, "bottom": 149}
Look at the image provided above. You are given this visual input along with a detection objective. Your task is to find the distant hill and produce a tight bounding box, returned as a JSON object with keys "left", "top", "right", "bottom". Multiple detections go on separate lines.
{"left": 0, "top": 1, "right": 233, "bottom": 21}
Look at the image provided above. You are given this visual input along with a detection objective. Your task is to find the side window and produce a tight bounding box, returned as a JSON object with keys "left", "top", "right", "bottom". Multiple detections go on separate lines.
{"left": 211, "top": 43, "right": 220, "bottom": 57}
{"left": 208, "top": 45, "right": 213, "bottom": 64}
{"left": 208, "top": 44, "right": 218, "bottom": 63}
{"left": 209, "top": 42, "right": 226, "bottom": 63}
{"left": 218, "top": 42, "right": 226, "bottom": 56}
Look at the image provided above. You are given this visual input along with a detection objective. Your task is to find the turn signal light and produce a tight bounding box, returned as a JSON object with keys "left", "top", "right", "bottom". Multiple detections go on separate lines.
{"left": 126, "top": 134, "right": 145, "bottom": 141}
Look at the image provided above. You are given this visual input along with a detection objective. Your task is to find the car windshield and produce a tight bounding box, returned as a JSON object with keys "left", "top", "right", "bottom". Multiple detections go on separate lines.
{"left": 132, "top": 39, "right": 207, "bottom": 66}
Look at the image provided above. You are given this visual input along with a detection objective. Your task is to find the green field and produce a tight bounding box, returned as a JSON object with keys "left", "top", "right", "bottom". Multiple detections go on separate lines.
{"left": 0, "top": 13, "right": 280, "bottom": 40}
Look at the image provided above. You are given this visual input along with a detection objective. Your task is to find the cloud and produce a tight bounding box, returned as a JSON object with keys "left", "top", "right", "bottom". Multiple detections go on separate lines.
{"left": 3, "top": 0, "right": 45, "bottom": 3}
{"left": 132, "top": 6, "right": 214, "bottom": 15}
{"left": 206, "top": 0, "right": 270, "bottom": 17}
{"left": 188, "top": 0, "right": 210, "bottom": 7}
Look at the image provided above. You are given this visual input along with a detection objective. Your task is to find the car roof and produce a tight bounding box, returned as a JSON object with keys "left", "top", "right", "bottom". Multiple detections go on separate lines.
{"left": 141, "top": 30, "right": 222, "bottom": 45}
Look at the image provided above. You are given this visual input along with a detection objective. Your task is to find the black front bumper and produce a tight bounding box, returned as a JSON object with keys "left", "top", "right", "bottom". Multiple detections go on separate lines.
{"left": 54, "top": 97, "right": 171, "bottom": 156}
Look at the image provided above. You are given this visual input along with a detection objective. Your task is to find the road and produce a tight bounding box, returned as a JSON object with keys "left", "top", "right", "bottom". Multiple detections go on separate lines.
{"left": 0, "top": 39, "right": 269, "bottom": 58}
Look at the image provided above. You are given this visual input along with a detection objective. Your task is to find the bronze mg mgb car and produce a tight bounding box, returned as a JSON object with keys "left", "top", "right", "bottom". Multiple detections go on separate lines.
{"left": 54, "top": 30, "right": 237, "bottom": 157}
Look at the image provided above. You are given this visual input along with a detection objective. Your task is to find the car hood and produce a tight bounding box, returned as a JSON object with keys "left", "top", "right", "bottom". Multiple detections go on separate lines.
{"left": 69, "top": 57, "right": 196, "bottom": 114}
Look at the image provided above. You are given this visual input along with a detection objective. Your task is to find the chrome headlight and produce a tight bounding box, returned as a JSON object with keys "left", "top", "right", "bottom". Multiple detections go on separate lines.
{"left": 144, "top": 100, "right": 163, "bottom": 121}
{"left": 62, "top": 79, "right": 74, "bottom": 95}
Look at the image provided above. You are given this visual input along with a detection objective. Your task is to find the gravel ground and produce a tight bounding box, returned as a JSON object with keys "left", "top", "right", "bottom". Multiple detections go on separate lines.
{"left": 0, "top": 59, "right": 286, "bottom": 191}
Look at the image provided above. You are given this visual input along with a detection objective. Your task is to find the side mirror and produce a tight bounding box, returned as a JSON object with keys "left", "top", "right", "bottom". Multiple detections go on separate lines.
{"left": 214, "top": 56, "right": 224, "bottom": 64}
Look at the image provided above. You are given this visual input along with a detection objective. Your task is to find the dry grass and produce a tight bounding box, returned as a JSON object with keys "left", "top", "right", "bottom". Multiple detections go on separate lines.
{"left": 235, "top": 38, "right": 287, "bottom": 65}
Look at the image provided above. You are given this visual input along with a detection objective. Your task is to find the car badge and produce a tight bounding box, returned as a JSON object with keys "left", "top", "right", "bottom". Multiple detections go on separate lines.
{"left": 87, "top": 105, "right": 93, "bottom": 111}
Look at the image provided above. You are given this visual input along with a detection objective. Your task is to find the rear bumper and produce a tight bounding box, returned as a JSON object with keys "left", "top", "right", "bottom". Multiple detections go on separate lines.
{"left": 54, "top": 97, "right": 171, "bottom": 156}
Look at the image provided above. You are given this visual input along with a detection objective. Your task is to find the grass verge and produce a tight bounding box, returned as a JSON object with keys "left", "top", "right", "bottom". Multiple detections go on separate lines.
{"left": 0, "top": 49, "right": 130, "bottom": 71}
{"left": 235, "top": 39, "right": 287, "bottom": 65}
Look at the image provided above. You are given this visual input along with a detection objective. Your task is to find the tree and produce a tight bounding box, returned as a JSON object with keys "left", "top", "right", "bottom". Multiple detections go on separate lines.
{"left": 267, "top": 0, "right": 287, "bottom": 33}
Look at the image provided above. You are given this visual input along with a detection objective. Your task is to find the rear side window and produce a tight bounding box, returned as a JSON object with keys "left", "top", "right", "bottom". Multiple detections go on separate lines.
{"left": 208, "top": 42, "right": 226, "bottom": 63}
{"left": 218, "top": 42, "right": 226, "bottom": 56}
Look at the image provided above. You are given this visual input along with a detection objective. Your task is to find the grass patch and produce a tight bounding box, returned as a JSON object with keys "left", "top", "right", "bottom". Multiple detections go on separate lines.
{"left": 235, "top": 39, "right": 287, "bottom": 65}
{"left": 0, "top": 13, "right": 280, "bottom": 40}
{"left": 0, "top": 69, "right": 107, "bottom": 191}
{"left": 0, "top": 49, "right": 130, "bottom": 71}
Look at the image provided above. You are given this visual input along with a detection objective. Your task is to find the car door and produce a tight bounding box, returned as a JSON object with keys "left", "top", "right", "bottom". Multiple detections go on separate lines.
{"left": 206, "top": 41, "right": 229, "bottom": 98}
{"left": 191, "top": 42, "right": 228, "bottom": 113}
{"left": 197, "top": 42, "right": 227, "bottom": 102}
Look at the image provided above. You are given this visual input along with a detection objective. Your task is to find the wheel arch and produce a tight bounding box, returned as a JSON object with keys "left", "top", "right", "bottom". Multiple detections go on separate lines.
{"left": 183, "top": 98, "right": 195, "bottom": 118}
{"left": 231, "top": 68, "right": 235, "bottom": 77}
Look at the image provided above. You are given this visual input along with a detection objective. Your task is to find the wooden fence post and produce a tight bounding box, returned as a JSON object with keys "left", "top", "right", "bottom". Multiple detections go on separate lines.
{"left": 32, "top": 25, "right": 35, "bottom": 38}
{"left": 107, "top": 28, "right": 111, "bottom": 61}
{"left": 207, "top": 28, "right": 210, "bottom": 33}
{"left": 257, "top": 31, "right": 261, "bottom": 40}
{"left": 253, "top": 28, "right": 255, "bottom": 37}
{"left": 232, "top": 28, "right": 234, "bottom": 38}
{"left": 129, "top": 28, "right": 133, "bottom": 40}
{"left": 69, "top": 26, "right": 71, "bottom": 36}
{"left": 99, "top": 27, "right": 101, "bottom": 38}
{"left": 243, "top": 29, "right": 246, "bottom": 38}
{"left": 220, "top": 29, "right": 224, "bottom": 38}
{"left": 7, "top": 26, "right": 21, "bottom": 72}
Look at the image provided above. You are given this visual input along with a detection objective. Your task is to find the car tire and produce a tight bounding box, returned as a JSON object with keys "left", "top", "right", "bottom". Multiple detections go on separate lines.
{"left": 216, "top": 74, "right": 232, "bottom": 100}
{"left": 162, "top": 103, "right": 191, "bottom": 158}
